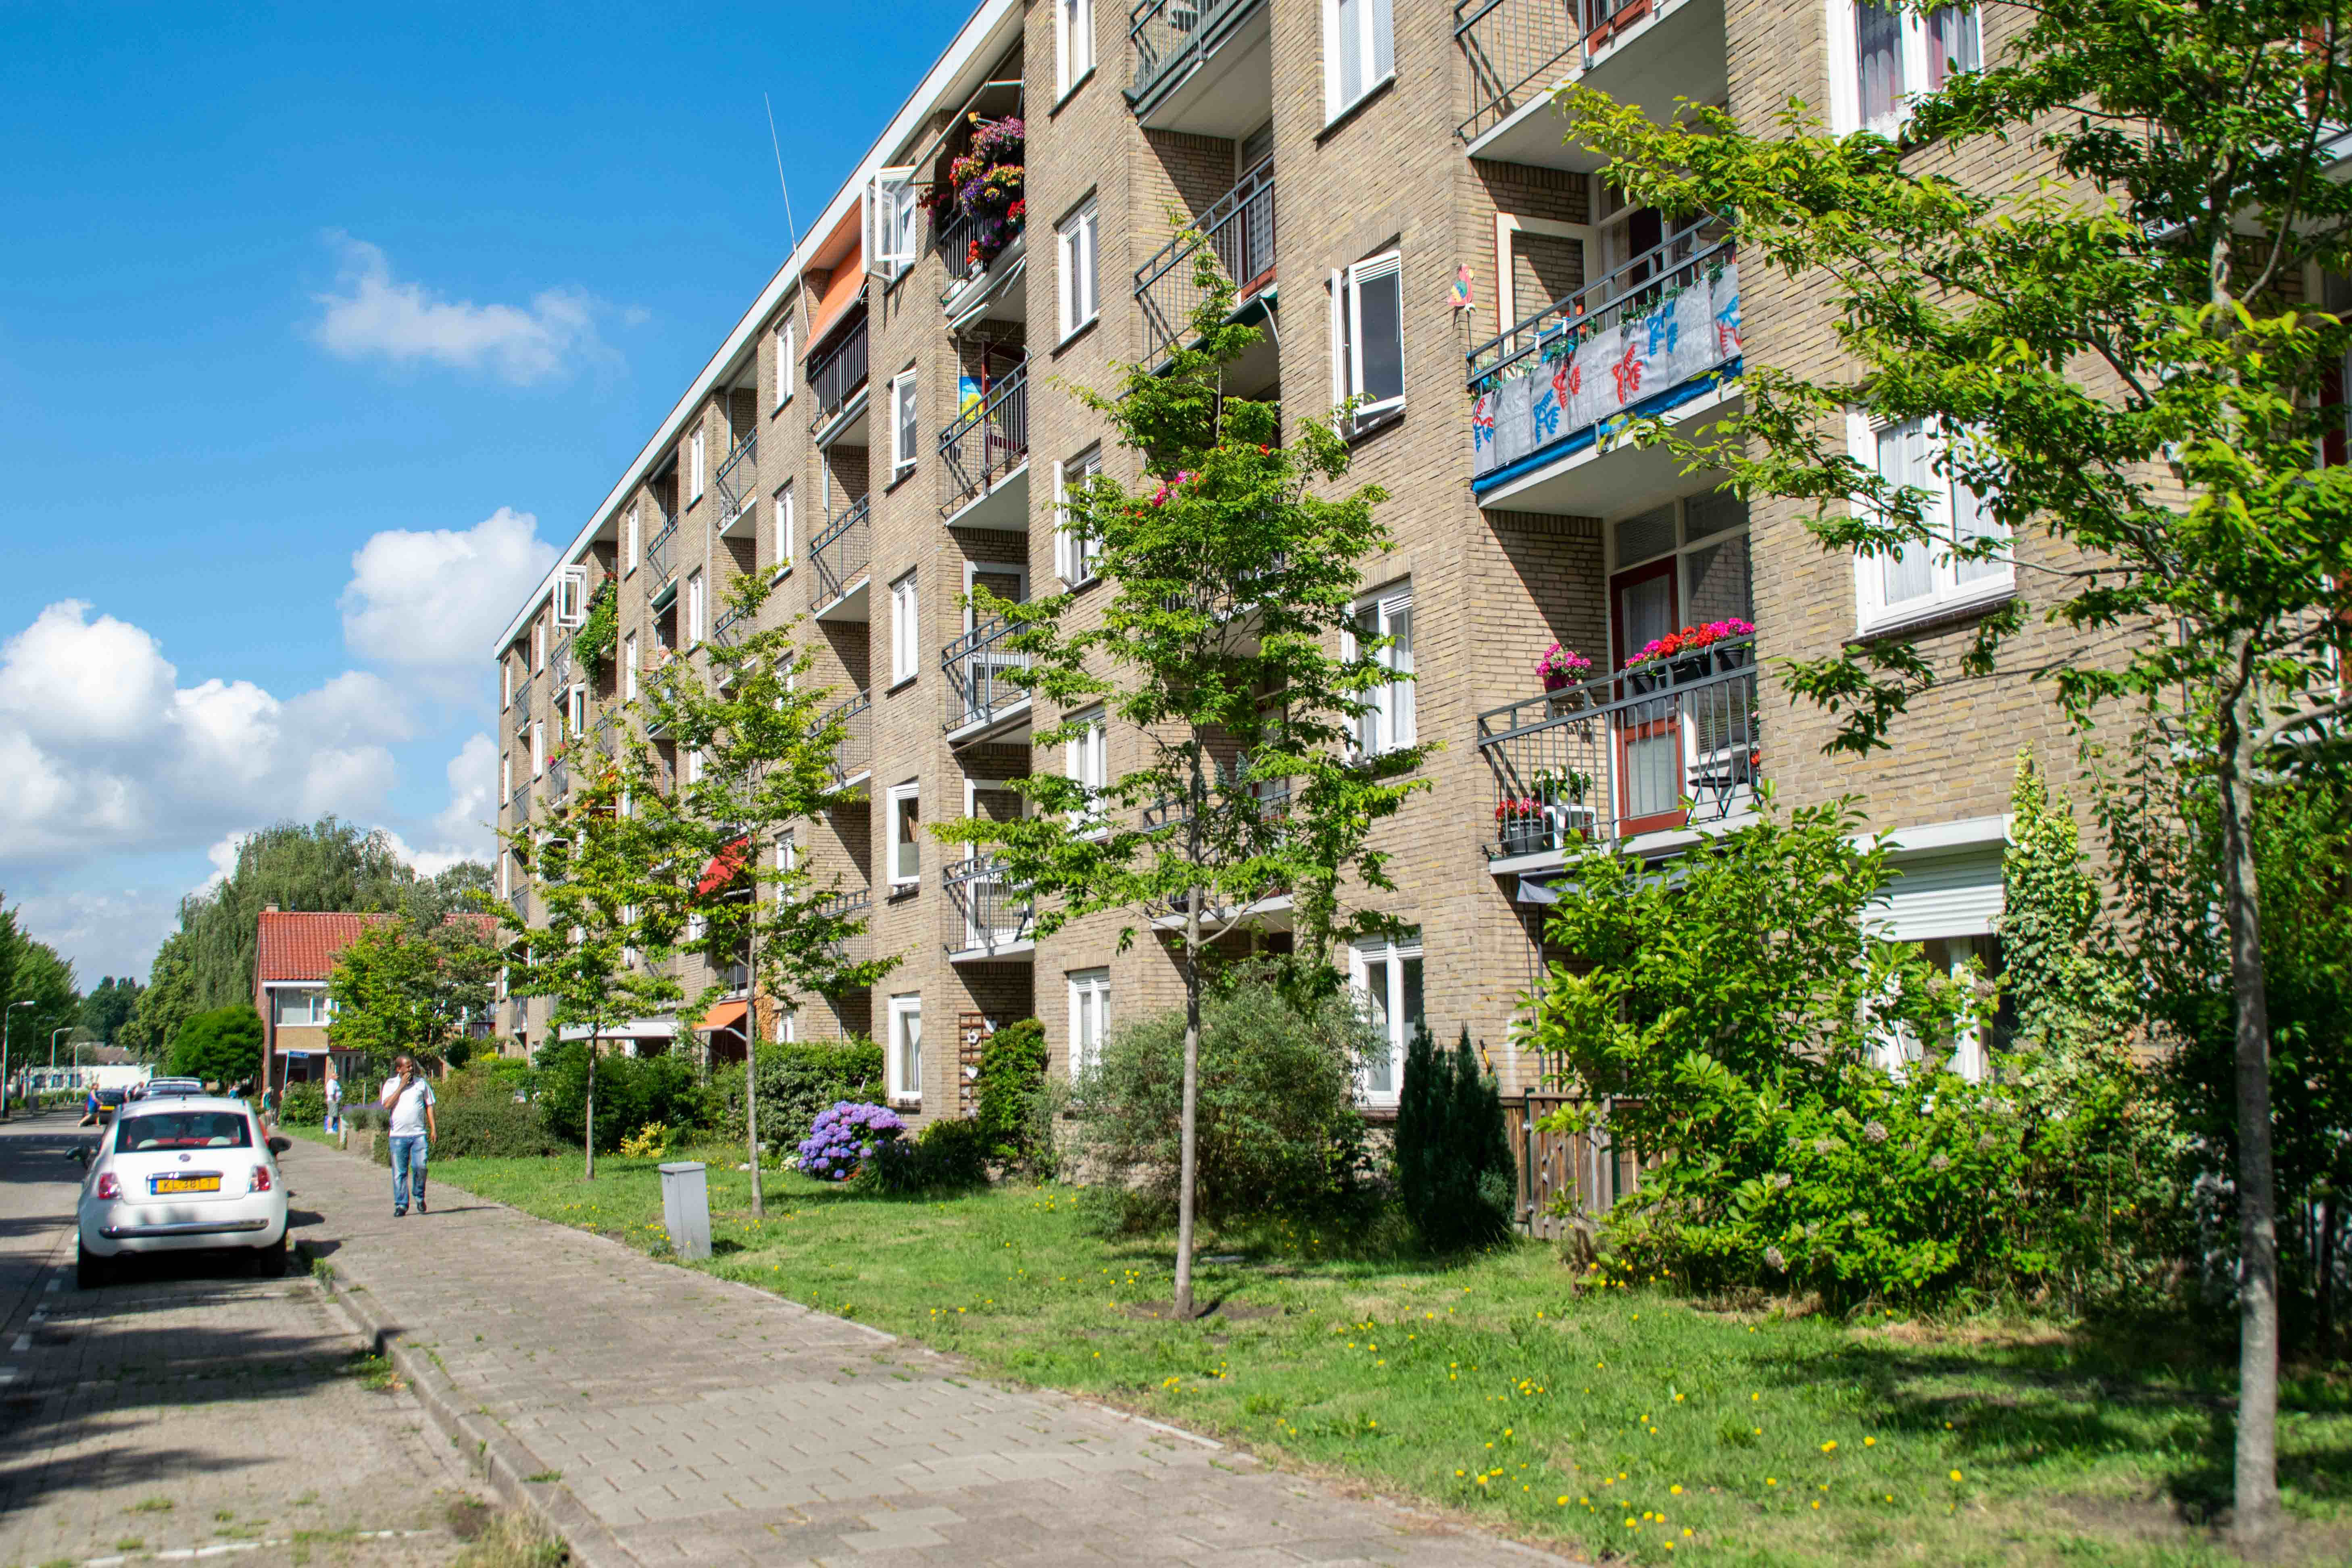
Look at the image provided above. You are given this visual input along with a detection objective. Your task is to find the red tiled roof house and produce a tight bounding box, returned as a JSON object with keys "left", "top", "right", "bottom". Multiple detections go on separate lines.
{"left": 252, "top": 907, "right": 381, "bottom": 1090}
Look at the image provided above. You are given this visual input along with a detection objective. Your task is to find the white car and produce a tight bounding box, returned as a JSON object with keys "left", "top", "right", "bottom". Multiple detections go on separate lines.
{"left": 75, "top": 1096, "right": 290, "bottom": 1287}
{"left": 141, "top": 1077, "right": 207, "bottom": 1100}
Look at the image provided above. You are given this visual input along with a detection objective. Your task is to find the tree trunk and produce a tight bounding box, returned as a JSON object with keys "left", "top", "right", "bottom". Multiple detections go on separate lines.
{"left": 1174, "top": 889, "right": 1202, "bottom": 1320}
{"left": 746, "top": 930, "right": 765, "bottom": 1220}
{"left": 585, "top": 1030, "right": 599, "bottom": 1182}
{"left": 2317, "top": 1199, "right": 2338, "bottom": 1361}
{"left": 2216, "top": 673, "right": 2280, "bottom": 1556}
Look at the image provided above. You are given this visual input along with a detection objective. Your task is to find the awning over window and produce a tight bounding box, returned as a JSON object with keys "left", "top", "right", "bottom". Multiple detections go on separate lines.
{"left": 696, "top": 836, "right": 750, "bottom": 896}
{"left": 698, "top": 998, "right": 749, "bottom": 1034}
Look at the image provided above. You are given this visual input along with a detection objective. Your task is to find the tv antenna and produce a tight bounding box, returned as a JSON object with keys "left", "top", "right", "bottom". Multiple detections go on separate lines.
{"left": 764, "top": 94, "right": 800, "bottom": 258}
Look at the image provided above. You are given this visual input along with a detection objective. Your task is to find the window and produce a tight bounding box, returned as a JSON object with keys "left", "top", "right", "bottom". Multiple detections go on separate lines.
{"left": 624, "top": 507, "right": 640, "bottom": 573}
{"left": 890, "top": 571, "right": 920, "bottom": 684}
{"left": 1068, "top": 969, "right": 1110, "bottom": 1077}
{"left": 887, "top": 993, "right": 923, "bottom": 1101}
{"left": 1065, "top": 706, "right": 1107, "bottom": 827}
{"left": 773, "top": 482, "right": 794, "bottom": 568}
{"left": 1324, "top": 0, "right": 1395, "bottom": 121}
{"left": 1057, "top": 200, "right": 1099, "bottom": 341}
{"left": 775, "top": 833, "right": 797, "bottom": 907}
{"left": 1350, "top": 932, "right": 1422, "bottom": 1106}
{"left": 774, "top": 319, "right": 795, "bottom": 407}
{"left": 686, "top": 568, "right": 707, "bottom": 645}
{"left": 554, "top": 565, "right": 586, "bottom": 628}
{"left": 565, "top": 682, "right": 585, "bottom": 738}
{"left": 502, "top": 752, "right": 513, "bottom": 800}
{"left": 1834, "top": 1, "right": 1981, "bottom": 133}
{"left": 533, "top": 620, "right": 546, "bottom": 671}
{"left": 683, "top": 746, "right": 703, "bottom": 787}
{"left": 1055, "top": 445, "right": 1103, "bottom": 584}
{"left": 622, "top": 633, "right": 639, "bottom": 702}
{"left": 502, "top": 661, "right": 512, "bottom": 710}
{"left": 1849, "top": 414, "right": 2012, "bottom": 632}
{"left": 867, "top": 167, "right": 919, "bottom": 279}
{"left": 530, "top": 720, "right": 546, "bottom": 778}
{"left": 1347, "top": 582, "right": 1416, "bottom": 756}
{"left": 890, "top": 371, "right": 918, "bottom": 480}
{"left": 1057, "top": 0, "right": 1094, "bottom": 98}
{"left": 689, "top": 427, "right": 706, "bottom": 501}
{"left": 274, "top": 987, "right": 332, "bottom": 1028}
{"left": 1330, "top": 252, "right": 1405, "bottom": 427}
{"left": 888, "top": 782, "right": 922, "bottom": 886}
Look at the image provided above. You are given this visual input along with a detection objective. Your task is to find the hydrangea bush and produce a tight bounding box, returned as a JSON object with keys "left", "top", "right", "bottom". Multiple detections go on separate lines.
{"left": 797, "top": 1100, "right": 906, "bottom": 1181}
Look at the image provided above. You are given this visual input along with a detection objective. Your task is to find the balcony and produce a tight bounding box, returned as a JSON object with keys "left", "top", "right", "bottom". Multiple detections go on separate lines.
{"left": 507, "top": 884, "right": 528, "bottom": 922}
{"left": 1126, "top": 0, "right": 1272, "bottom": 134}
{"left": 1454, "top": 0, "right": 1725, "bottom": 168}
{"left": 710, "top": 601, "right": 753, "bottom": 650}
{"left": 1468, "top": 223, "right": 1739, "bottom": 511}
{"left": 944, "top": 855, "right": 1034, "bottom": 960}
{"left": 806, "top": 312, "right": 870, "bottom": 440}
{"left": 590, "top": 710, "right": 620, "bottom": 761}
{"left": 511, "top": 673, "right": 533, "bottom": 732}
{"left": 546, "top": 751, "right": 570, "bottom": 803}
{"left": 1455, "top": 0, "right": 1581, "bottom": 143}
{"left": 549, "top": 636, "right": 574, "bottom": 694}
{"left": 809, "top": 498, "right": 872, "bottom": 620}
{"left": 1475, "top": 634, "right": 1759, "bottom": 864}
{"left": 938, "top": 363, "right": 1029, "bottom": 526}
{"left": 715, "top": 434, "right": 759, "bottom": 538}
{"left": 820, "top": 689, "right": 872, "bottom": 789}
{"left": 1136, "top": 160, "right": 1275, "bottom": 372}
{"left": 507, "top": 779, "right": 532, "bottom": 822}
{"left": 942, "top": 613, "right": 1031, "bottom": 743}
{"left": 814, "top": 887, "right": 874, "bottom": 974}
{"left": 645, "top": 505, "right": 682, "bottom": 591}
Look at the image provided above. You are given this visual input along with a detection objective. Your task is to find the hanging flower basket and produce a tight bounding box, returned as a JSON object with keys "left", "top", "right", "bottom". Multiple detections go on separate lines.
{"left": 1622, "top": 618, "right": 1755, "bottom": 683}
{"left": 1494, "top": 797, "right": 1550, "bottom": 857}
{"left": 1537, "top": 642, "right": 1593, "bottom": 693}
{"left": 927, "top": 116, "right": 1026, "bottom": 272}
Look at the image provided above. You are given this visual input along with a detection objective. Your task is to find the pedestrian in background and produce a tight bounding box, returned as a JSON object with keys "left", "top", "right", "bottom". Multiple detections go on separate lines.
{"left": 378, "top": 1055, "right": 436, "bottom": 1217}
{"left": 324, "top": 1066, "right": 343, "bottom": 1134}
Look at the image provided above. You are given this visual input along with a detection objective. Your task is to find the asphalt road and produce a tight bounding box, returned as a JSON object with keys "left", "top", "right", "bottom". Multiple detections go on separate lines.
{"left": 0, "top": 1105, "right": 494, "bottom": 1568}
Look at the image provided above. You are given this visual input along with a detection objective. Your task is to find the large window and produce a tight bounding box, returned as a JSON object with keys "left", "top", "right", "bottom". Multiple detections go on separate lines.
{"left": 888, "top": 993, "right": 923, "bottom": 1102}
{"left": 1065, "top": 705, "right": 1107, "bottom": 827}
{"left": 1347, "top": 581, "right": 1416, "bottom": 757}
{"left": 1330, "top": 252, "right": 1405, "bottom": 429}
{"left": 774, "top": 318, "right": 795, "bottom": 407}
{"left": 1324, "top": 0, "right": 1395, "bottom": 122}
{"left": 1068, "top": 969, "right": 1110, "bottom": 1077}
{"left": 1055, "top": 445, "right": 1104, "bottom": 584}
{"left": 273, "top": 988, "right": 332, "bottom": 1028}
{"left": 1057, "top": 0, "right": 1094, "bottom": 99}
{"left": 1837, "top": 2, "right": 1981, "bottom": 133}
{"left": 890, "top": 571, "right": 920, "bottom": 684}
{"left": 1350, "top": 932, "right": 1422, "bottom": 1107}
{"left": 1058, "top": 200, "right": 1099, "bottom": 341}
{"left": 1848, "top": 414, "right": 2011, "bottom": 632}
{"left": 888, "top": 782, "right": 922, "bottom": 886}
{"left": 890, "top": 371, "right": 918, "bottom": 480}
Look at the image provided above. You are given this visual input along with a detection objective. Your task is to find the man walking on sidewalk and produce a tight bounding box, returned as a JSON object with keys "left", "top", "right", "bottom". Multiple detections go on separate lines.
{"left": 324, "top": 1065, "right": 343, "bottom": 1134}
{"left": 379, "top": 1055, "right": 437, "bottom": 1217}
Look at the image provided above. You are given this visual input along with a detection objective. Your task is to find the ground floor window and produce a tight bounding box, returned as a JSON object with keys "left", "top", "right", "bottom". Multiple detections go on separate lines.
{"left": 888, "top": 993, "right": 922, "bottom": 1102}
{"left": 1068, "top": 968, "right": 1110, "bottom": 1077}
{"left": 1349, "top": 931, "right": 1423, "bottom": 1107}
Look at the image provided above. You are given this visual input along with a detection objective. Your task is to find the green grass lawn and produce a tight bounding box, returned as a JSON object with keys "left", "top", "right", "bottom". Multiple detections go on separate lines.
{"left": 392, "top": 1144, "right": 2349, "bottom": 1566}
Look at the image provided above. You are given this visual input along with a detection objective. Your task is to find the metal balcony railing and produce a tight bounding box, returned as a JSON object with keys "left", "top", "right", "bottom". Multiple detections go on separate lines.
{"left": 1454, "top": 0, "right": 1582, "bottom": 142}
{"left": 1582, "top": 0, "right": 1656, "bottom": 60}
{"left": 1475, "top": 634, "right": 1760, "bottom": 856}
{"left": 810, "top": 497, "right": 872, "bottom": 607}
{"left": 1467, "top": 218, "right": 1732, "bottom": 390}
{"left": 507, "top": 780, "right": 532, "bottom": 822}
{"left": 590, "top": 711, "right": 619, "bottom": 761}
{"left": 511, "top": 672, "right": 533, "bottom": 730}
{"left": 943, "top": 613, "right": 1030, "bottom": 734}
{"left": 813, "top": 887, "right": 874, "bottom": 975}
{"left": 1129, "top": 0, "right": 1262, "bottom": 109}
{"left": 938, "top": 363, "right": 1028, "bottom": 518}
{"left": 807, "top": 312, "right": 870, "bottom": 434}
{"left": 715, "top": 432, "right": 758, "bottom": 526}
{"left": 645, "top": 505, "right": 681, "bottom": 586}
{"left": 820, "top": 689, "right": 872, "bottom": 786}
{"left": 944, "top": 855, "right": 1034, "bottom": 954}
{"left": 1135, "top": 159, "right": 1275, "bottom": 368}
{"left": 507, "top": 885, "right": 528, "bottom": 922}
{"left": 546, "top": 753, "right": 570, "bottom": 803}
{"left": 710, "top": 601, "right": 753, "bottom": 650}
{"left": 549, "top": 636, "right": 574, "bottom": 694}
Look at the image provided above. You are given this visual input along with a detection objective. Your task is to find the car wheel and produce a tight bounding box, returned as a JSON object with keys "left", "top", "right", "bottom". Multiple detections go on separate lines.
{"left": 76, "top": 1240, "right": 111, "bottom": 1290}
{"left": 249, "top": 1233, "right": 288, "bottom": 1278}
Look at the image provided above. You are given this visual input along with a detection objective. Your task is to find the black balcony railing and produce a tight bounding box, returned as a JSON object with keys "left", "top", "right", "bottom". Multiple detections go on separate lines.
{"left": 938, "top": 364, "right": 1028, "bottom": 518}
{"left": 590, "top": 711, "right": 619, "bottom": 761}
{"left": 511, "top": 672, "right": 533, "bottom": 731}
{"left": 645, "top": 506, "right": 681, "bottom": 586}
{"left": 1475, "top": 635, "right": 1760, "bottom": 856}
{"left": 820, "top": 689, "right": 872, "bottom": 786}
{"left": 943, "top": 613, "right": 1031, "bottom": 735}
{"left": 549, "top": 636, "right": 574, "bottom": 694}
{"left": 1467, "top": 217, "right": 1732, "bottom": 390}
{"left": 508, "top": 780, "right": 532, "bottom": 822}
{"left": 944, "top": 855, "right": 1034, "bottom": 954}
{"left": 1129, "top": 0, "right": 1262, "bottom": 109}
{"left": 1135, "top": 159, "right": 1275, "bottom": 368}
{"left": 807, "top": 312, "right": 870, "bottom": 434}
{"left": 1454, "top": 0, "right": 1581, "bottom": 142}
{"left": 810, "top": 497, "right": 872, "bottom": 607}
{"left": 711, "top": 602, "right": 753, "bottom": 650}
{"left": 507, "top": 884, "right": 528, "bottom": 921}
{"left": 715, "top": 432, "right": 758, "bottom": 527}
{"left": 547, "top": 753, "right": 570, "bottom": 802}
{"left": 813, "top": 887, "right": 874, "bottom": 976}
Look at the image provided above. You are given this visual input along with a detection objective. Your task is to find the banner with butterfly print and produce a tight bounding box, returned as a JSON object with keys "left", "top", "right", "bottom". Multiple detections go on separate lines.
{"left": 1472, "top": 258, "right": 1741, "bottom": 481}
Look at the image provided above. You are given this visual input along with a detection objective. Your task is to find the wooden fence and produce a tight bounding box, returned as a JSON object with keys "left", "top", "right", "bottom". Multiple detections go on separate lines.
{"left": 1503, "top": 1092, "right": 1648, "bottom": 1240}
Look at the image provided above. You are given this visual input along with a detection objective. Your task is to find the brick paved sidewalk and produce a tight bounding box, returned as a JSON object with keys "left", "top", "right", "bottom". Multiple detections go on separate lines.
{"left": 282, "top": 1138, "right": 1581, "bottom": 1568}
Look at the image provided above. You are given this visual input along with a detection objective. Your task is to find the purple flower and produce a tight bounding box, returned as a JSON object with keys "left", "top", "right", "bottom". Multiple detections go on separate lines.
{"left": 796, "top": 1100, "right": 906, "bottom": 1181}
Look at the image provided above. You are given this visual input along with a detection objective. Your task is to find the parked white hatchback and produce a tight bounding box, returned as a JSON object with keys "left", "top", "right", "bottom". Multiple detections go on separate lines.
{"left": 74, "top": 1096, "right": 290, "bottom": 1286}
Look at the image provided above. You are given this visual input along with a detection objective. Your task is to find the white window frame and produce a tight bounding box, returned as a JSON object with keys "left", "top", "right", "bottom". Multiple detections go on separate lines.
{"left": 622, "top": 632, "right": 640, "bottom": 702}
{"left": 890, "top": 370, "right": 918, "bottom": 480}
{"left": 1826, "top": 0, "right": 1982, "bottom": 136}
{"left": 1055, "top": 446, "right": 1104, "bottom": 585}
{"left": 887, "top": 993, "right": 923, "bottom": 1102}
{"left": 1057, "top": 0, "right": 1095, "bottom": 100}
{"left": 554, "top": 565, "right": 587, "bottom": 628}
{"left": 565, "top": 683, "right": 585, "bottom": 738}
{"left": 773, "top": 481, "right": 795, "bottom": 572}
{"left": 1345, "top": 580, "right": 1416, "bottom": 757}
{"left": 1349, "top": 931, "right": 1421, "bottom": 1107}
{"left": 501, "top": 751, "right": 513, "bottom": 801}
{"left": 502, "top": 661, "right": 513, "bottom": 711}
{"left": 531, "top": 720, "right": 546, "bottom": 778}
{"left": 1057, "top": 200, "right": 1099, "bottom": 342}
{"left": 866, "top": 166, "right": 919, "bottom": 281}
{"left": 887, "top": 782, "right": 922, "bottom": 887}
{"left": 1322, "top": 0, "right": 1396, "bottom": 124}
{"left": 1846, "top": 412, "right": 2013, "bottom": 635}
{"left": 1329, "top": 252, "right": 1406, "bottom": 430}
{"left": 890, "top": 570, "right": 920, "bottom": 685}
{"left": 774, "top": 318, "right": 795, "bottom": 407}
{"left": 686, "top": 568, "right": 707, "bottom": 646}
{"left": 624, "top": 507, "right": 640, "bottom": 574}
{"left": 1065, "top": 705, "right": 1108, "bottom": 829}
{"left": 1068, "top": 968, "right": 1110, "bottom": 1077}
{"left": 532, "top": 619, "right": 546, "bottom": 671}
{"left": 689, "top": 426, "right": 707, "bottom": 501}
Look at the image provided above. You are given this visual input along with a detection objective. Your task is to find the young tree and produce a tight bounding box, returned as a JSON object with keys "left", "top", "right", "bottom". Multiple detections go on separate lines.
{"left": 1562, "top": 4, "right": 2352, "bottom": 1541}
{"left": 640, "top": 575, "right": 899, "bottom": 1218}
{"left": 936, "top": 254, "right": 1430, "bottom": 1316}
{"left": 484, "top": 738, "right": 692, "bottom": 1180}
{"left": 325, "top": 917, "right": 500, "bottom": 1072}
{"left": 168, "top": 1004, "right": 265, "bottom": 1086}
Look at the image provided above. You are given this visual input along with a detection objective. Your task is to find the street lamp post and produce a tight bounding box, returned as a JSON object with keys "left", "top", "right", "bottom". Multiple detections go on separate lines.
{"left": 48, "top": 1026, "right": 73, "bottom": 1098}
{"left": 2, "top": 1001, "right": 35, "bottom": 1118}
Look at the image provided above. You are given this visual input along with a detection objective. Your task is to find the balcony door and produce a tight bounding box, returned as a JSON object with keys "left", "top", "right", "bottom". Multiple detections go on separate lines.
{"left": 964, "top": 782, "right": 1028, "bottom": 946}
{"left": 1608, "top": 557, "right": 1686, "bottom": 836}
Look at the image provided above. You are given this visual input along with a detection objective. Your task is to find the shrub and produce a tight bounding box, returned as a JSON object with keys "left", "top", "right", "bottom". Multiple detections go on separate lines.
{"left": 716, "top": 1038, "right": 886, "bottom": 1153}
{"left": 279, "top": 1083, "right": 327, "bottom": 1127}
{"left": 434, "top": 1094, "right": 565, "bottom": 1159}
{"left": 168, "top": 1005, "right": 264, "bottom": 1087}
{"left": 619, "top": 1123, "right": 671, "bottom": 1159}
{"left": 536, "top": 1044, "right": 704, "bottom": 1153}
{"left": 1396, "top": 1024, "right": 1516, "bottom": 1251}
{"left": 1070, "top": 959, "right": 1374, "bottom": 1225}
{"left": 973, "top": 1019, "right": 1047, "bottom": 1166}
{"left": 798, "top": 1101, "right": 905, "bottom": 1180}
{"left": 440, "top": 1055, "right": 538, "bottom": 1104}
{"left": 865, "top": 1116, "right": 995, "bottom": 1195}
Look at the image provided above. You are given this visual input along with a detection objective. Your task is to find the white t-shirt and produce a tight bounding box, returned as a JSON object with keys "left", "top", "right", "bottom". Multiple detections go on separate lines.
{"left": 325, "top": 1077, "right": 342, "bottom": 1104}
{"left": 381, "top": 1076, "right": 435, "bottom": 1137}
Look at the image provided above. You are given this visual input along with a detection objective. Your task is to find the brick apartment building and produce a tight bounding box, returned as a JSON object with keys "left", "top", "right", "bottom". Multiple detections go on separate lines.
{"left": 488, "top": 0, "right": 2085, "bottom": 1113}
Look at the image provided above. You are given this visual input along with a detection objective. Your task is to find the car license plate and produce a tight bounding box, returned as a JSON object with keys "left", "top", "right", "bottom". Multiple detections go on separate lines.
{"left": 151, "top": 1174, "right": 220, "bottom": 1195}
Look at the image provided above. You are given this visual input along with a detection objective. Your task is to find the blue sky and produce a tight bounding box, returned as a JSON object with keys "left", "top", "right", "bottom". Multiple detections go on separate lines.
{"left": 0, "top": 0, "right": 983, "bottom": 986}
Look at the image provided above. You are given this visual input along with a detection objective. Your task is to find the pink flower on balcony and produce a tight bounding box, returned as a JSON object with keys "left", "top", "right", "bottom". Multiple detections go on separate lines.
{"left": 1623, "top": 617, "right": 1755, "bottom": 668}
{"left": 1537, "top": 642, "right": 1593, "bottom": 690}
{"left": 1147, "top": 470, "right": 1198, "bottom": 507}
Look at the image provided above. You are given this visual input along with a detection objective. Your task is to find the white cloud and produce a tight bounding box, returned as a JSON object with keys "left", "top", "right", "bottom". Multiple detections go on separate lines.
{"left": 432, "top": 733, "right": 500, "bottom": 854}
{"left": 6, "top": 886, "right": 183, "bottom": 991}
{"left": 341, "top": 508, "right": 557, "bottom": 671}
{"left": 311, "top": 234, "right": 606, "bottom": 385}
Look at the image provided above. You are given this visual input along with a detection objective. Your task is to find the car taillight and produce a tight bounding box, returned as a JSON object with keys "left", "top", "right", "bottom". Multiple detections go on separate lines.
{"left": 96, "top": 1172, "right": 120, "bottom": 1201}
{"left": 249, "top": 1164, "right": 272, "bottom": 1194}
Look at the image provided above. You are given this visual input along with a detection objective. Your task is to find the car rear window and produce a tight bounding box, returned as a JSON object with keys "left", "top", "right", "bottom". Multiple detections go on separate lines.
{"left": 115, "top": 1112, "right": 253, "bottom": 1151}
